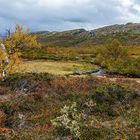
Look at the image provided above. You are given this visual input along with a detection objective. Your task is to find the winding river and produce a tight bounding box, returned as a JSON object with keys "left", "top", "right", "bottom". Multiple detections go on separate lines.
{"left": 73, "top": 68, "right": 140, "bottom": 84}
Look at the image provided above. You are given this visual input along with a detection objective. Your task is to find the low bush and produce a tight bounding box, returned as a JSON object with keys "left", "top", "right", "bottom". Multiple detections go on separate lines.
{"left": 0, "top": 74, "right": 139, "bottom": 139}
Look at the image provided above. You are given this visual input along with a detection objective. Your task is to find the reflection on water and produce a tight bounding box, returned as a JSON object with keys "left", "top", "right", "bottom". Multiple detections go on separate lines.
{"left": 91, "top": 68, "right": 105, "bottom": 76}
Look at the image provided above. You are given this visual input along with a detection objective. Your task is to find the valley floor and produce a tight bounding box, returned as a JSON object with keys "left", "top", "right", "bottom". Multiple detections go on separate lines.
{"left": 22, "top": 60, "right": 99, "bottom": 75}
{"left": 0, "top": 60, "right": 140, "bottom": 140}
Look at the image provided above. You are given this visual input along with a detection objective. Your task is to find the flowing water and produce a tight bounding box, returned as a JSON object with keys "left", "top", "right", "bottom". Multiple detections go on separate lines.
{"left": 91, "top": 68, "right": 105, "bottom": 76}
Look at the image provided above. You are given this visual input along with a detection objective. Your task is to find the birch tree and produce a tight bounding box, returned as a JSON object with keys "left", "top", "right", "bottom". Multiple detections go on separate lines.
{"left": 0, "top": 24, "right": 40, "bottom": 79}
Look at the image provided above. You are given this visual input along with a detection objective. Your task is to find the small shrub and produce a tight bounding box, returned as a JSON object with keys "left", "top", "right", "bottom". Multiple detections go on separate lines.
{"left": 51, "top": 102, "right": 83, "bottom": 139}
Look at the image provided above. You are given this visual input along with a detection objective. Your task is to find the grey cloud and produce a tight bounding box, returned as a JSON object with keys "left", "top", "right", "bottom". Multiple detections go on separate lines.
{"left": 0, "top": 0, "right": 140, "bottom": 33}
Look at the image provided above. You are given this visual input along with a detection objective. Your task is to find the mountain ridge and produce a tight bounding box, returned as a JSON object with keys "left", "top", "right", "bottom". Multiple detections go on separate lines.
{"left": 32, "top": 23, "right": 140, "bottom": 35}
{"left": 29, "top": 23, "right": 140, "bottom": 47}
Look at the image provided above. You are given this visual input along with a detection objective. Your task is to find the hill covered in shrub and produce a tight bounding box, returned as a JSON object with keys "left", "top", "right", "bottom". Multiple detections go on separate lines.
{"left": 33, "top": 23, "right": 140, "bottom": 47}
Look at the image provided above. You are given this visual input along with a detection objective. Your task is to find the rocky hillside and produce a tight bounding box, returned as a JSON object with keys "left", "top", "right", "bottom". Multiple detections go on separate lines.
{"left": 32, "top": 23, "right": 140, "bottom": 47}
{"left": 92, "top": 23, "right": 140, "bottom": 35}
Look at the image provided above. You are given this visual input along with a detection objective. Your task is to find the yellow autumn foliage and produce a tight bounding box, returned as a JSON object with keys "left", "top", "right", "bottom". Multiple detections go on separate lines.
{"left": 0, "top": 24, "right": 40, "bottom": 79}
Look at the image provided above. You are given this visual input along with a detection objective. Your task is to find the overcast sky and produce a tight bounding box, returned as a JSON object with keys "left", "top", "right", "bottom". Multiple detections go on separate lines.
{"left": 0, "top": 0, "right": 140, "bottom": 33}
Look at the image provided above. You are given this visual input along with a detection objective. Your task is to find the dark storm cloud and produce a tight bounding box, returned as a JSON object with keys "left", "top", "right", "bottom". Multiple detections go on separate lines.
{"left": 0, "top": 0, "right": 140, "bottom": 33}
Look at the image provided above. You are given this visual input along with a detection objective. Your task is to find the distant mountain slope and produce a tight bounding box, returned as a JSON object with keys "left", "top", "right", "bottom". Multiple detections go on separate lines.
{"left": 92, "top": 23, "right": 140, "bottom": 35}
{"left": 33, "top": 23, "right": 140, "bottom": 47}
{"left": 30, "top": 31, "right": 50, "bottom": 35}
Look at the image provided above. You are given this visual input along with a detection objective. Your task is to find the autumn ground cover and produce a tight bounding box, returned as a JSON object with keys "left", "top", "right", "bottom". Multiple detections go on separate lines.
{"left": 0, "top": 73, "right": 139, "bottom": 140}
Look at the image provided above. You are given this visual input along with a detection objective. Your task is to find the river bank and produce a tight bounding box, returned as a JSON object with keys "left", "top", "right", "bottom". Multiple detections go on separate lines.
{"left": 71, "top": 68, "right": 140, "bottom": 83}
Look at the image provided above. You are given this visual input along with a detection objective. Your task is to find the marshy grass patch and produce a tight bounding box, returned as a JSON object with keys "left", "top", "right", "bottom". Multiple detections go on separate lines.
{"left": 21, "top": 60, "right": 99, "bottom": 75}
